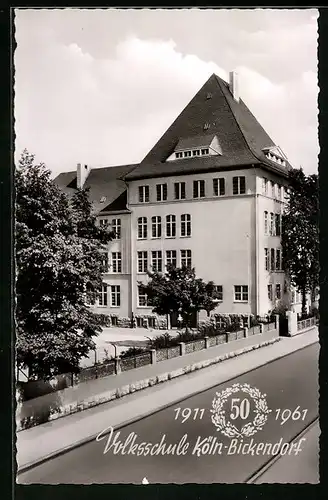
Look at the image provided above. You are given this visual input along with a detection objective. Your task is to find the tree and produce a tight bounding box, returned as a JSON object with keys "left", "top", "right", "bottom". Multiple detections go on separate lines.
{"left": 139, "top": 265, "right": 220, "bottom": 330}
{"left": 16, "top": 150, "right": 114, "bottom": 380}
{"left": 281, "top": 167, "right": 319, "bottom": 315}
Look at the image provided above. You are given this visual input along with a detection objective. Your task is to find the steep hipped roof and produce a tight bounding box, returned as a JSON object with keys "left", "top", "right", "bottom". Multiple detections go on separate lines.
{"left": 54, "top": 163, "right": 137, "bottom": 214}
{"left": 124, "top": 73, "right": 291, "bottom": 181}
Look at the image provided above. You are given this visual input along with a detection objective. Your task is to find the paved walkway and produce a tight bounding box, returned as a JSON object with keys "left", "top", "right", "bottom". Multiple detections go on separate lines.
{"left": 17, "top": 328, "right": 318, "bottom": 472}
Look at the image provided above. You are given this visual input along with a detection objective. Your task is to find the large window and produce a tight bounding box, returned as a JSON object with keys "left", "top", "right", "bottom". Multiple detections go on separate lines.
{"left": 138, "top": 286, "right": 148, "bottom": 307}
{"left": 262, "top": 178, "right": 268, "bottom": 195}
{"left": 111, "top": 285, "right": 121, "bottom": 307}
{"left": 138, "top": 185, "right": 150, "bottom": 203}
{"left": 156, "top": 183, "right": 168, "bottom": 202}
{"left": 233, "top": 176, "right": 246, "bottom": 195}
{"left": 264, "top": 211, "right": 268, "bottom": 235}
{"left": 264, "top": 248, "right": 269, "bottom": 271}
{"left": 193, "top": 180, "right": 205, "bottom": 198}
{"left": 275, "top": 214, "right": 281, "bottom": 236}
{"left": 181, "top": 249, "right": 192, "bottom": 268}
{"left": 276, "top": 284, "right": 281, "bottom": 300}
{"left": 111, "top": 218, "right": 121, "bottom": 239}
{"left": 215, "top": 285, "right": 223, "bottom": 301}
{"left": 234, "top": 285, "right": 248, "bottom": 302}
{"left": 270, "top": 248, "right": 275, "bottom": 271}
{"left": 276, "top": 249, "right": 281, "bottom": 271}
{"left": 101, "top": 252, "right": 109, "bottom": 272}
{"left": 181, "top": 214, "right": 191, "bottom": 237}
{"left": 213, "top": 178, "right": 225, "bottom": 196}
{"left": 99, "top": 218, "right": 108, "bottom": 227}
{"left": 151, "top": 251, "right": 162, "bottom": 272}
{"left": 137, "top": 251, "right": 148, "bottom": 273}
{"left": 98, "top": 284, "right": 108, "bottom": 306}
{"left": 270, "top": 212, "right": 275, "bottom": 236}
{"left": 166, "top": 250, "right": 177, "bottom": 269}
{"left": 151, "top": 216, "right": 162, "bottom": 238}
{"left": 111, "top": 252, "right": 122, "bottom": 273}
{"left": 174, "top": 182, "right": 186, "bottom": 200}
{"left": 268, "top": 284, "right": 273, "bottom": 301}
{"left": 166, "top": 214, "right": 176, "bottom": 238}
{"left": 137, "top": 217, "right": 147, "bottom": 239}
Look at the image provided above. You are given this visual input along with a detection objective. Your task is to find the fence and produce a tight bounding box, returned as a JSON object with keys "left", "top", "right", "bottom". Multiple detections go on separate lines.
{"left": 74, "top": 360, "right": 115, "bottom": 383}
{"left": 156, "top": 346, "right": 181, "bottom": 362}
{"left": 120, "top": 352, "right": 152, "bottom": 372}
{"left": 297, "top": 316, "right": 316, "bottom": 332}
{"left": 185, "top": 338, "right": 206, "bottom": 354}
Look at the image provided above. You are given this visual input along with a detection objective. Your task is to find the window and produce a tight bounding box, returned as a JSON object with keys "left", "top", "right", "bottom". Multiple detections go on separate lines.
{"left": 233, "top": 176, "right": 246, "bottom": 195}
{"left": 174, "top": 182, "right": 186, "bottom": 200}
{"left": 111, "top": 252, "right": 122, "bottom": 273}
{"left": 234, "top": 285, "right": 248, "bottom": 302}
{"left": 111, "top": 285, "right": 121, "bottom": 307}
{"left": 156, "top": 183, "right": 167, "bottom": 202}
{"left": 291, "top": 289, "right": 295, "bottom": 303}
{"left": 137, "top": 251, "right": 148, "bottom": 273}
{"left": 268, "top": 284, "right": 273, "bottom": 301}
{"left": 270, "top": 212, "right": 275, "bottom": 236}
{"left": 270, "top": 248, "right": 275, "bottom": 271}
{"left": 276, "top": 249, "right": 281, "bottom": 270}
{"left": 275, "top": 214, "right": 281, "bottom": 236}
{"left": 151, "top": 216, "right": 162, "bottom": 238}
{"left": 98, "top": 284, "right": 108, "bottom": 306}
{"left": 193, "top": 180, "right": 205, "bottom": 198}
{"left": 193, "top": 150, "right": 201, "bottom": 156}
{"left": 183, "top": 151, "right": 192, "bottom": 157}
{"left": 99, "top": 218, "right": 108, "bottom": 227}
{"left": 139, "top": 185, "right": 150, "bottom": 203}
{"left": 215, "top": 285, "right": 223, "bottom": 301}
{"left": 166, "top": 250, "right": 177, "bottom": 269}
{"left": 151, "top": 251, "right": 162, "bottom": 272}
{"left": 201, "top": 148, "right": 209, "bottom": 155}
{"left": 277, "top": 185, "right": 282, "bottom": 200}
{"left": 111, "top": 218, "right": 121, "bottom": 239}
{"left": 276, "top": 284, "right": 281, "bottom": 300}
{"left": 262, "top": 178, "right": 268, "bottom": 195}
{"left": 137, "top": 217, "right": 147, "bottom": 239}
{"left": 213, "top": 178, "right": 225, "bottom": 196}
{"left": 166, "top": 214, "right": 176, "bottom": 238}
{"left": 138, "top": 286, "right": 148, "bottom": 307}
{"left": 181, "top": 249, "right": 192, "bottom": 268}
{"left": 264, "top": 248, "right": 269, "bottom": 271}
{"left": 271, "top": 182, "right": 276, "bottom": 198}
{"left": 264, "top": 211, "right": 268, "bottom": 235}
{"left": 175, "top": 152, "right": 183, "bottom": 159}
{"left": 101, "top": 252, "right": 109, "bottom": 272}
{"left": 181, "top": 214, "right": 191, "bottom": 237}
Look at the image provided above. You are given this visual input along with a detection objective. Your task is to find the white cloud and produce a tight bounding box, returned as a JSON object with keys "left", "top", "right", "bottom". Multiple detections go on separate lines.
{"left": 14, "top": 11, "right": 318, "bottom": 176}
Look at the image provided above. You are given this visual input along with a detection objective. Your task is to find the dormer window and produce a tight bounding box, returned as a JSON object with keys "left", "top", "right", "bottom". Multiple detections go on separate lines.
{"left": 175, "top": 152, "right": 183, "bottom": 159}
{"left": 193, "top": 150, "right": 200, "bottom": 156}
{"left": 167, "top": 134, "right": 222, "bottom": 162}
{"left": 183, "top": 151, "right": 192, "bottom": 157}
{"left": 201, "top": 148, "right": 209, "bottom": 155}
{"left": 262, "top": 146, "right": 288, "bottom": 168}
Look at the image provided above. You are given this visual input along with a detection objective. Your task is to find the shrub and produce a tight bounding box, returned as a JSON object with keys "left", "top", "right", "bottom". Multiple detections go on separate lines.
{"left": 120, "top": 347, "right": 147, "bottom": 358}
{"left": 150, "top": 332, "right": 178, "bottom": 349}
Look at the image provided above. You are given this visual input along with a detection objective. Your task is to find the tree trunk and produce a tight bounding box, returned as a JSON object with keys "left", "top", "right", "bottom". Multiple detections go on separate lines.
{"left": 302, "top": 285, "right": 307, "bottom": 317}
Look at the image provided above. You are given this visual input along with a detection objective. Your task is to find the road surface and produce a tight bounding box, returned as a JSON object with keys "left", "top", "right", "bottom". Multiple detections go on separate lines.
{"left": 18, "top": 342, "right": 319, "bottom": 484}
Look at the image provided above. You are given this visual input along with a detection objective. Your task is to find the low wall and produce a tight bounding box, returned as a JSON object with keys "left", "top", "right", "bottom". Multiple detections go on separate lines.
{"left": 16, "top": 328, "right": 279, "bottom": 431}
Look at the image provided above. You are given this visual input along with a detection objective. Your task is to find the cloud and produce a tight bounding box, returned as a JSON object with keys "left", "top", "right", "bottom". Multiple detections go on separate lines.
{"left": 14, "top": 12, "right": 318, "bottom": 176}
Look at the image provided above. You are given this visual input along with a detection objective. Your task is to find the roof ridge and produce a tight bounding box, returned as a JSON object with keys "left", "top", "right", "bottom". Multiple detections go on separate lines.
{"left": 214, "top": 74, "right": 259, "bottom": 165}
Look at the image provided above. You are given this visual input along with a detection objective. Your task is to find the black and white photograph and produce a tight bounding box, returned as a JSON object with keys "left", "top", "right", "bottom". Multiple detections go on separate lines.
{"left": 14, "top": 8, "right": 319, "bottom": 484}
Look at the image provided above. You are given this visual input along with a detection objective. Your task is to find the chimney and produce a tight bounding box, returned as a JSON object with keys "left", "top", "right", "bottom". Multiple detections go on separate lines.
{"left": 77, "top": 163, "right": 90, "bottom": 189}
{"left": 229, "top": 71, "right": 239, "bottom": 102}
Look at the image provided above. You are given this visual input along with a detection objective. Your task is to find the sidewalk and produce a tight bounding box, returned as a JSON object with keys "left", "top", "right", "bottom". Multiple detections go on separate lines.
{"left": 253, "top": 419, "right": 320, "bottom": 484}
{"left": 17, "top": 327, "right": 318, "bottom": 472}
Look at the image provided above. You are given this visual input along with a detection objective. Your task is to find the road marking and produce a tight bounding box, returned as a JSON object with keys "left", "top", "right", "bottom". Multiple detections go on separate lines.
{"left": 245, "top": 416, "right": 319, "bottom": 484}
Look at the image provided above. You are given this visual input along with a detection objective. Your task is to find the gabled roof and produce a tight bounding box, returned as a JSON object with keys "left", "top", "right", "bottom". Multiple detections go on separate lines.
{"left": 124, "top": 73, "right": 291, "bottom": 181}
{"left": 54, "top": 163, "right": 137, "bottom": 214}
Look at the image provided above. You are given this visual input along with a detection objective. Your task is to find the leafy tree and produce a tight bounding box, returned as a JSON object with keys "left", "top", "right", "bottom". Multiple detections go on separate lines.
{"left": 281, "top": 167, "right": 319, "bottom": 315}
{"left": 139, "top": 265, "right": 220, "bottom": 330}
{"left": 16, "top": 149, "right": 114, "bottom": 380}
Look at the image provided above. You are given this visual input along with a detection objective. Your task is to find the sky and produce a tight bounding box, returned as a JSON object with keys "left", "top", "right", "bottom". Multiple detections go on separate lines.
{"left": 14, "top": 8, "right": 319, "bottom": 178}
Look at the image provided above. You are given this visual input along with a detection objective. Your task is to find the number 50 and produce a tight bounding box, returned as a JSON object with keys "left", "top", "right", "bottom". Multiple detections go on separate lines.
{"left": 230, "top": 398, "right": 250, "bottom": 420}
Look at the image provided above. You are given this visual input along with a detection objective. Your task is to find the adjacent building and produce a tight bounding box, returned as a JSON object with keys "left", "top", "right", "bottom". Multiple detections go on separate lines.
{"left": 55, "top": 72, "right": 304, "bottom": 326}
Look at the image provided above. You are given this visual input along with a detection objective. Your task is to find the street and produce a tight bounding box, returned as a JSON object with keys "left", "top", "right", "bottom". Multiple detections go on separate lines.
{"left": 18, "top": 342, "right": 319, "bottom": 484}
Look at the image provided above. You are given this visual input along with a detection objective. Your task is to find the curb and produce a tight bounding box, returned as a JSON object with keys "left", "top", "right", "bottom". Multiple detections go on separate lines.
{"left": 17, "top": 335, "right": 318, "bottom": 475}
{"left": 17, "top": 337, "right": 281, "bottom": 433}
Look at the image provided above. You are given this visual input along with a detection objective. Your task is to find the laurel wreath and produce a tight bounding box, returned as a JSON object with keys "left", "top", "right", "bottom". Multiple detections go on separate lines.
{"left": 210, "top": 383, "right": 271, "bottom": 438}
